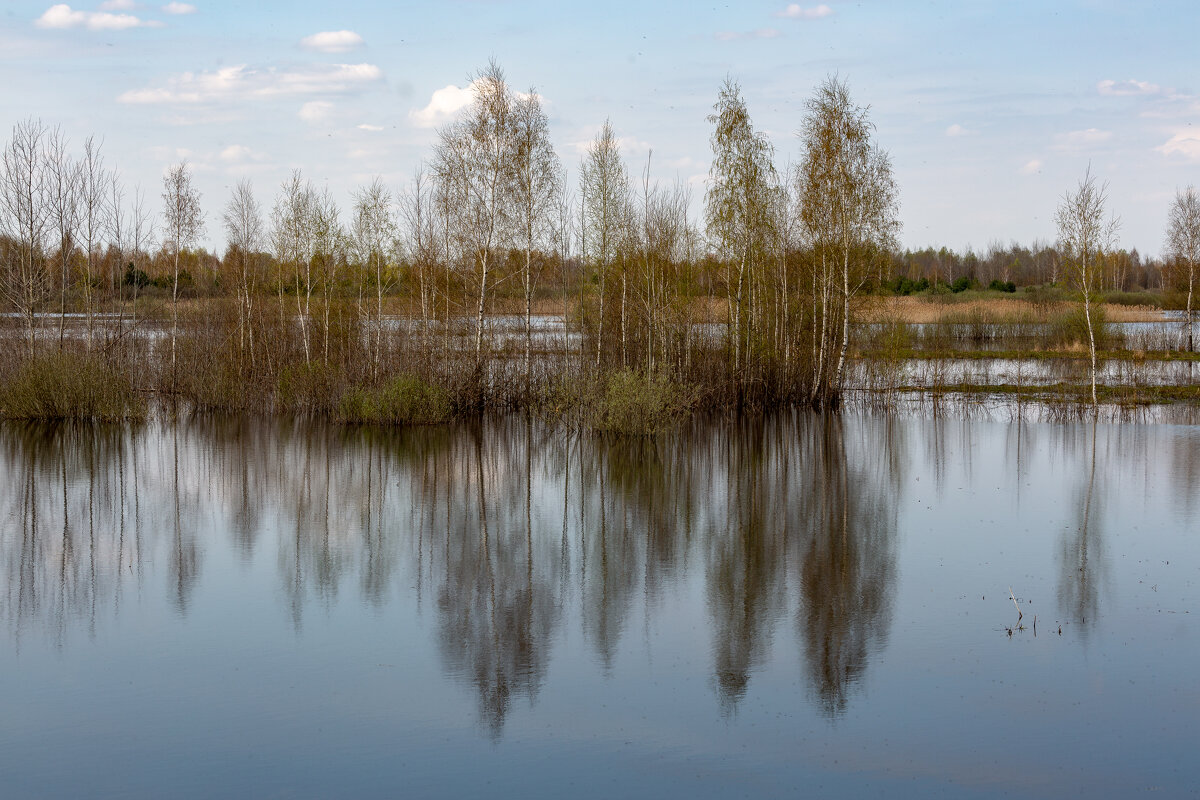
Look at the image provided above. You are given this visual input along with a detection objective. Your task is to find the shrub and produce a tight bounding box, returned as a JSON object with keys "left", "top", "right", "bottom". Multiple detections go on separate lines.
{"left": 593, "top": 369, "right": 684, "bottom": 435}
{"left": 882, "top": 276, "right": 929, "bottom": 296}
{"left": 340, "top": 374, "right": 450, "bottom": 425}
{"left": 987, "top": 279, "right": 1017, "bottom": 293}
{"left": 277, "top": 361, "right": 343, "bottom": 414}
{"left": 0, "top": 352, "right": 144, "bottom": 421}
{"left": 1103, "top": 290, "right": 1162, "bottom": 308}
{"left": 1023, "top": 284, "right": 1065, "bottom": 308}
{"left": 1049, "top": 305, "right": 1113, "bottom": 350}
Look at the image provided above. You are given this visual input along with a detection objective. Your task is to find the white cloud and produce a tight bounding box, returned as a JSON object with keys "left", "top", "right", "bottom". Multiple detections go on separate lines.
{"left": 715, "top": 28, "right": 780, "bottom": 41}
{"left": 1156, "top": 131, "right": 1200, "bottom": 162}
{"left": 357, "top": 123, "right": 383, "bottom": 132}
{"left": 1054, "top": 128, "right": 1113, "bottom": 151}
{"left": 775, "top": 3, "right": 833, "bottom": 19}
{"left": 1019, "top": 159, "right": 1043, "bottom": 175}
{"left": 409, "top": 82, "right": 476, "bottom": 127}
{"left": 218, "top": 144, "right": 252, "bottom": 162}
{"left": 298, "top": 101, "right": 333, "bottom": 123}
{"left": 945, "top": 124, "right": 974, "bottom": 137}
{"left": 162, "top": 2, "right": 196, "bottom": 13}
{"left": 1097, "top": 78, "right": 1161, "bottom": 96}
{"left": 118, "top": 62, "right": 383, "bottom": 104}
{"left": 148, "top": 145, "right": 193, "bottom": 161}
{"left": 98, "top": 0, "right": 137, "bottom": 10}
{"left": 35, "top": 3, "right": 163, "bottom": 30}
{"left": 300, "top": 30, "right": 364, "bottom": 53}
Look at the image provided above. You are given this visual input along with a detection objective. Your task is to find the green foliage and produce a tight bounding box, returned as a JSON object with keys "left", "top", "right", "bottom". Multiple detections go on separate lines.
{"left": 0, "top": 352, "right": 143, "bottom": 421}
{"left": 1102, "top": 290, "right": 1161, "bottom": 308}
{"left": 1023, "top": 284, "right": 1065, "bottom": 307}
{"left": 950, "top": 275, "right": 978, "bottom": 293}
{"left": 593, "top": 369, "right": 685, "bottom": 435}
{"left": 339, "top": 375, "right": 451, "bottom": 425}
{"left": 987, "top": 279, "right": 1017, "bottom": 293}
{"left": 1049, "top": 305, "right": 1113, "bottom": 349}
{"left": 123, "top": 263, "right": 151, "bottom": 288}
{"left": 882, "top": 276, "right": 929, "bottom": 295}
{"left": 152, "top": 270, "right": 192, "bottom": 291}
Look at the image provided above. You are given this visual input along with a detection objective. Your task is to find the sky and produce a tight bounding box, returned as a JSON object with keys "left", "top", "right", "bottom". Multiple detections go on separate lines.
{"left": 3, "top": 0, "right": 1198, "bottom": 258}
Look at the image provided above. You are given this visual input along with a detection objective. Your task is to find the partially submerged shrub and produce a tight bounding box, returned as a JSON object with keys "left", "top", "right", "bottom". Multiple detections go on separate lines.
{"left": 1049, "top": 305, "right": 1114, "bottom": 350}
{"left": 340, "top": 374, "right": 450, "bottom": 425}
{"left": 593, "top": 369, "right": 685, "bottom": 435}
{"left": 0, "top": 352, "right": 143, "bottom": 421}
{"left": 277, "top": 361, "right": 344, "bottom": 415}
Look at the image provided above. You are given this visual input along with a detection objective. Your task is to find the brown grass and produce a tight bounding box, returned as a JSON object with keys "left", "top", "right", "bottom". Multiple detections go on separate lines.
{"left": 858, "top": 295, "right": 1168, "bottom": 324}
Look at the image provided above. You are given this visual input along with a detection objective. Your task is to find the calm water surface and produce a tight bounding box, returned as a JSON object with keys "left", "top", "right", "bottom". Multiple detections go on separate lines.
{"left": 1, "top": 413, "right": 1198, "bottom": 798}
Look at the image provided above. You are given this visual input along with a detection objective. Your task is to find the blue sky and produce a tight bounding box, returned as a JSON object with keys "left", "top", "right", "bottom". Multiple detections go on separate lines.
{"left": 3, "top": 0, "right": 1198, "bottom": 257}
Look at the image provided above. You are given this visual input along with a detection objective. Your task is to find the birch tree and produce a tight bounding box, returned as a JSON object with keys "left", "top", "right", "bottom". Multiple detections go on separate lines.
{"left": 1165, "top": 186, "right": 1200, "bottom": 353}
{"left": 1055, "top": 166, "right": 1119, "bottom": 405}
{"left": 44, "top": 127, "right": 79, "bottom": 349}
{"left": 433, "top": 59, "right": 517, "bottom": 363}
{"left": 512, "top": 87, "right": 562, "bottom": 384}
{"left": 353, "top": 177, "right": 397, "bottom": 381}
{"left": 0, "top": 119, "right": 52, "bottom": 356}
{"left": 400, "top": 167, "right": 439, "bottom": 360}
{"left": 223, "top": 179, "right": 264, "bottom": 369}
{"left": 705, "top": 77, "right": 781, "bottom": 378}
{"left": 271, "top": 171, "right": 315, "bottom": 364}
{"left": 580, "top": 119, "right": 629, "bottom": 369}
{"left": 796, "top": 76, "right": 899, "bottom": 406}
{"left": 162, "top": 161, "right": 205, "bottom": 390}
{"left": 79, "top": 136, "right": 106, "bottom": 351}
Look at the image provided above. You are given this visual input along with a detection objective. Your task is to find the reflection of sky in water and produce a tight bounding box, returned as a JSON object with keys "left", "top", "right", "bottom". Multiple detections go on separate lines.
{"left": 0, "top": 415, "right": 1198, "bottom": 798}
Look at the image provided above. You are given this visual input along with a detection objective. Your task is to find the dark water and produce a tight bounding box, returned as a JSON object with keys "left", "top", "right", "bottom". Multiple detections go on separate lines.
{"left": 1, "top": 413, "right": 1198, "bottom": 799}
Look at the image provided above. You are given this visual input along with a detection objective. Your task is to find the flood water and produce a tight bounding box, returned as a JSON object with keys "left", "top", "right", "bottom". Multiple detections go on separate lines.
{"left": 1, "top": 413, "right": 1198, "bottom": 798}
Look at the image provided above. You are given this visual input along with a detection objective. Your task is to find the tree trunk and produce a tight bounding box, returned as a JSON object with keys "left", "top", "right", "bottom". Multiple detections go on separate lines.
{"left": 475, "top": 249, "right": 488, "bottom": 361}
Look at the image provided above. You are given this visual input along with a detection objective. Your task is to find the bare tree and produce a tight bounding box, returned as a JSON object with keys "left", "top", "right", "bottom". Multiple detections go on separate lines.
{"left": 223, "top": 179, "right": 264, "bottom": 368}
{"left": 1165, "top": 185, "right": 1200, "bottom": 353}
{"left": 44, "top": 126, "right": 79, "bottom": 349}
{"left": 796, "top": 76, "right": 900, "bottom": 406}
{"left": 552, "top": 186, "right": 575, "bottom": 362}
{"left": 433, "top": 59, "right": 517, "bottom": 363}
{"left": 0, "top": 119, "right": 52, "bottom": 356}
{"left": 79, "top": 136, "right": 106, "bottom": 351}
{"left": 311, "top": 186, "right": 346, "bottom": 366}
{"left": 353, "top": 177, "right": 397, "bottom": 381}
{"left": 1055, "top": 166, "right": 1119, "bottom": 405}
{"left": 399, "top": 168, "right": 438, "bottom": 361}
{"left": 271, "top": 170, "right": 315, "bottom": 364}
{"left": 161, "top": 161, "right": 206, "bottom": 390}
{"left": 129, "top": 184, "right": 154, "bottom": 312}
{"left": 580, "top": 119, "right": 629, "bottom": 369}
{"left": 107, "top": 168, "right": 128, "bottom": 341}
{"left": 512, "top": 87, "right": 562, "bottom": 385}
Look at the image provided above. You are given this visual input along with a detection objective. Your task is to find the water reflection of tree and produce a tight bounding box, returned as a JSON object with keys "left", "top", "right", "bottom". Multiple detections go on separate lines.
{"left": 1058, "top": 419, "right": 1108, "bottom": 636}
{"left": 0, "top": 422, "right": 147, "bottom": 646}
{"left": 0, "top": 411, "right": 907, "bottom": 726}
{"left": 424, "top": 418, "right": 565, "bottom": 738}
{"left": 797, "top": 415, "right": 900, "bottom": 717}
{"left": 705, "top": 417, "right": 788, "bottom": 713}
